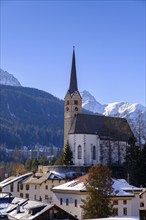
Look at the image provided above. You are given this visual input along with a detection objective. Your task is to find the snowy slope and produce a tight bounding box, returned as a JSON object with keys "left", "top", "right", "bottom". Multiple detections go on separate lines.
{"left": 81, "top": 90, "right": 146, "bottom": 143}
{"left": 0, "top": 68, "right": 21, "bottom": 86}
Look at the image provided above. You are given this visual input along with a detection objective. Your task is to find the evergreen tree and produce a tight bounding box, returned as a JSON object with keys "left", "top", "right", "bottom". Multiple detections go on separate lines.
{"left": 39, "top": 155, "right": 48, "bottom": 166}
{"left": 125, "top": 138, "right": 145, "bottom": 186}
{"left": 63, "top": 141, "right": 73, "bottom": 165}
{"left": 31, "top": 158, "right": 38, "bottom": 172}
{"left": 25, "top": 159, "right": 32, "bottom": 171}
{"left": 81, "top": 164, "right": 113, "bottom": 219}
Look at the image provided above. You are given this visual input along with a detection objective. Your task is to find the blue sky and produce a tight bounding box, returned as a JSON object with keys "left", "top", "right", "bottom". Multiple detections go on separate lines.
{"left": 1, "top": 0, "right": 145, "bottom": 106}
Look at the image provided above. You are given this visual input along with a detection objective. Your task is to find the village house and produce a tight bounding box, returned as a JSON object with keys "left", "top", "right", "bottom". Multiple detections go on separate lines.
{"left": 52, "top": 174, "right": 142, "bottom": 219}
{"left": 18, "top": 171, "right": 67, "bottom": 203}
{"left": 7, "top": 197, "right": 78, "bottom": 220}
{"left": 0, "top": 173, "right": 32, "bottom": 197}
{"left": 0, "top": 171, "right": 68, "bottom": 204}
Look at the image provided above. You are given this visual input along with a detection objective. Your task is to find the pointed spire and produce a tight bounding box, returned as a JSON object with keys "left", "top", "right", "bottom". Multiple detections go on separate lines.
{"left": 69, "top": 47, "right": 78, "bottom": 94}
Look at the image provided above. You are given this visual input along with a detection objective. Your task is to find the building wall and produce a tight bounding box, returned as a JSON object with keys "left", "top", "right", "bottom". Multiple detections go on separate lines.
{"left": 53, "top": 191, "right": 86, "bottom": 219}
{"left": 69, "top": 134, "right": 100, "bottom": 165}
{"left": 100, "top": 140, "right": 128, "bottom": 165}
{"left": 64, "top": 91, "right": 82, "bottom": 148}
{"left": 69, "top": 134, "right": 129, "bottom": 166}
{"left": 53, "top": 190, "right": 141, "bottom": 219}
{"left": 19, "top": 179, "right": 67, "bottom": 204}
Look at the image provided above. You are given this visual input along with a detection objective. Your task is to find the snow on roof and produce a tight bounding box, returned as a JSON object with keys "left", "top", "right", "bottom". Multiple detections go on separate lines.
{"left": 23, "top": 171, "right": 66, "bottom": 185}
{"left": 52, "top": 175, "right": 142, "bottom": 196}
{"left": 0, "top": 173, "right": 32, "bottom": 188}
{"left": 6, "top": 197, "right": 28, "bottom": 212}
{"left": 7, "top": 200, "right": 52, "bottom": 220}
{"left": 113, "top": 179, "right": 142, "bottom": 192}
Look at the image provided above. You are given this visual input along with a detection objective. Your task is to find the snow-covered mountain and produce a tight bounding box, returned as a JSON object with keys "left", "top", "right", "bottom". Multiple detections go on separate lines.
{"left": 81, "top": 90, "right": 146, "bottom": 144}
{"left": 0, "top": 68, "right": 21, "bottom": 87}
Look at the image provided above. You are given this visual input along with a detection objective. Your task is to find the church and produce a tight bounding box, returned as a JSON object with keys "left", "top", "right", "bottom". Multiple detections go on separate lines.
{"left": 64, "top": 49, "right": 134, "bottom": 166}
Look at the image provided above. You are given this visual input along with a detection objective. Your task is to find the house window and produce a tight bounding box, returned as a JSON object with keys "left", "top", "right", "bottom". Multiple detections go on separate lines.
{"left": 66, "top": 198, "right": 69, "bottom": 206}
{"left": 48, "top": 197, "right": 52, "bottom": 203}
{"left": 10, "top": 183, "right": 13, "bottom": 192}
{"left": 20, "top": 184, "right": 23, "bottom": 190}
{"left": 113, "top": 208, "right": 118, "bottom": 216}
{"left": 45, "top": 195, "right": 48, "bottom": 200}
{"left": 74, "top": 100, "right": 78, "bottom": 105}
{"left": 60, "top": 198, "right": 63, "bottom": 205}
{"left": 35, "top": 185, "right": 37, "bottom": 190}
{"left": 123, "top": 200, "right": 127, "bottom": 205}
{"left": 92, "top": 146, "right": 96, "bottom": 160}
{"left": 123, "top": 208, "right": 127, "bottom": 216}
{"left": 26, "top": 193, "right": 29, "bottom": 199}
{"left": 113, "top": 200, "right": 118, "bottom": 205}
{"left": 67, "top": 100, "right": 69, "bottom": 105}
{"left": 45, "top": 185, "right": 48, "bottom": 190}
{"left": 75, "top": 199, "right": 77, "bottom": 207}
{"left": 140, "top": 202, "right": 144, "bottom": 207}
{"left": 20, "top": 193, "right": 23, "bottom": 198}
{"left": 26, "top": 184, "right": 29, "bottom": 190}
{"left": 78, "top": 145, "right": 82, "bottom": 159}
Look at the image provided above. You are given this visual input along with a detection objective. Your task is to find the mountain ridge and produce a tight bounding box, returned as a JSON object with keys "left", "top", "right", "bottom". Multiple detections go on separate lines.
{"left": 0, "top": 69, "right": 145, "bottom": 147}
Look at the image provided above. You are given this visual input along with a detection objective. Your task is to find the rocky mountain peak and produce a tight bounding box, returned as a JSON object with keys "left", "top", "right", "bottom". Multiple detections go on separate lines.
{"left": 0, "top": 68, "right": 21, "bottom": 87}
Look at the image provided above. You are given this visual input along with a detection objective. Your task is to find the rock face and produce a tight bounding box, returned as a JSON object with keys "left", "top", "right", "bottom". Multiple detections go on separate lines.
{"left": 81, "top": 90, "right": 146, "bottom": 144}
{"left": 0, "top": 68, "right": 21, "bottom": 87}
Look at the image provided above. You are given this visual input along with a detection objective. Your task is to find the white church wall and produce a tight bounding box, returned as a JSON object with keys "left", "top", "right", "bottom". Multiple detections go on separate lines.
{"left": 100, "top": 140, "right": 128, "bottom": 165}
{"left": 69, "top": 133, "right": 128, "bottom": 166}
{"left": 69, "top": 134, "right": 100, "bottom": 165}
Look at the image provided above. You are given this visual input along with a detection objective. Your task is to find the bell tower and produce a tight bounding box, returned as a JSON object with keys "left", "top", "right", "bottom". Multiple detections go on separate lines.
{"left": 64, "top": 48, "right": 82, "bottom": 147}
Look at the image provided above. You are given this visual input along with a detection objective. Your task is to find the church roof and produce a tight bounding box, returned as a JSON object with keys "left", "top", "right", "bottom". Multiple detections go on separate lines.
{"left": 69, "top": 113, "right": 134, "bottom": 141}
{"left": 68, "top": 48, "right": 78, "bottom": 95}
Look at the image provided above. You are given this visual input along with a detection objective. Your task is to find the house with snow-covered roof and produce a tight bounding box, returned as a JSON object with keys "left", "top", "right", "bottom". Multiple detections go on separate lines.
{"left": 0, "top": 172, "right": 32, "bottom": 197}
{"left": 7, "top": 197, "right": 78, "bottom": 220}
{"left": 64, "top": 48, "right": 135, "bottom": 166}
{"left": 18, "top": 171, "right": 68, "bottom": 204}
{"left": 52, "top": 174, "right": 142, "bottom": 219}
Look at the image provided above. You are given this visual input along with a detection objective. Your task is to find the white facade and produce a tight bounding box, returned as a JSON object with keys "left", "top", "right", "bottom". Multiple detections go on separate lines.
{"left": 52, "top": 177, "right": 143, "bottom": 219}
{"left": 0, "top": 173, "right": 32, "bottom": 197}
{"left": 19, "top": 178, "right": 67, "bottom": 203}
{"left": 69, "top": 133, "right": 129, "bottom": 166}
{"left": 69, "top": 134, "right": 100, "bottom": 165}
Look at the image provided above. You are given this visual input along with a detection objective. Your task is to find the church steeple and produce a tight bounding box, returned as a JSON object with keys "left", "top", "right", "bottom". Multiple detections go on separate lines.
{"left": 69, "top": 47, "right": 78, "bottom": 94}
{"left": 64, "top": 48, "right": 82, "bottom": 148}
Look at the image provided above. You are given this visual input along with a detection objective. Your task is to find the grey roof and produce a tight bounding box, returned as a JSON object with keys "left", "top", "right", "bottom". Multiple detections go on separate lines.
{"left": 69, "top": 113, "right": 134, "bottom": 141}
{"left": 68, "top": 48, "right": 78, "bottom": 95}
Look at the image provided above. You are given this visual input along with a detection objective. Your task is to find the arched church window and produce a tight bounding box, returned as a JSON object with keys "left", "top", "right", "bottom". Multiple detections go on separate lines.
{"left": 78, "top": 145, "right": 82, "bottom": 159}
{"left": 92, "top": 146, "right": 96, "bottom": 160}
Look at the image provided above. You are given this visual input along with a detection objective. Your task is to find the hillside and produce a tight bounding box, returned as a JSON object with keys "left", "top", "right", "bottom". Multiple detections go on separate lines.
{"left": 0, "top": 85, "right": 64, "bottom": 148}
